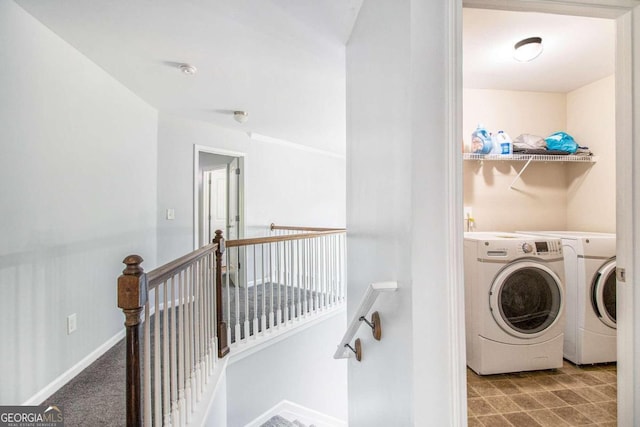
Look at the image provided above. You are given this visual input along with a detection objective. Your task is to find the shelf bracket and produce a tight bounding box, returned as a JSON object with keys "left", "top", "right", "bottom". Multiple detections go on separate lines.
{"left": 509, "top": 156, "right": 534, "bottom": 189}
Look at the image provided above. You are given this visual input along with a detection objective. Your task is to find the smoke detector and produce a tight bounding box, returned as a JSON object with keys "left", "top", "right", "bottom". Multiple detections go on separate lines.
{"left": 233, "top": 111, "right": 249, "bottom": 123}
{"left": 178, "top": 63, "right": 197, "bottom": 75}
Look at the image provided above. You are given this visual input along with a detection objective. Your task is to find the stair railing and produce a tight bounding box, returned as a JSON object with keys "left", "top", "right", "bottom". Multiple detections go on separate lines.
{"left": 116, "top": 224, "right": 345, "bottom": 425}
{"left": 117, "top": 237, "right": 229, "bottom": 427}
{"left": 223, "top": 225, "right": 346, "bottom": 346}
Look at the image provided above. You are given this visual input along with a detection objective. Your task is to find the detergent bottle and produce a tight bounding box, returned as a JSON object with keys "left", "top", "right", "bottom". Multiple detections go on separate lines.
{"left": 471, "top": 124, "right": 492, "bottom": 155}
{"left": 495, "top": 130, "right": 513, "bottom": 155}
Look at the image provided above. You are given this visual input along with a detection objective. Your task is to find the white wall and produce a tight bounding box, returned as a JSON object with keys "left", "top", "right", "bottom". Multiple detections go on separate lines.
{"left": 566, "top": 75, "right": 616, "bottom": 232}
{"left": 346, "top": 1, "right": 455, "bottom": 425}
{"left": 205, "top": 371, "right": 228, "bottom": 427}
{"left": 225, "top": 313, "right": 348, "bottom": 426}
{"left": 462, "top": 82, "right": 615, "bottom": 233}
{"left": 0, "top": 1, "right": 158, "bottom": 404}
{"left": 463, "top": 89, "right": 567, "bottom": 144}
{"left": 157, "top": 114, "right": 346, "bottom": 264}
{"left": 463, "top": 89, "right": 568, "bottom": 231}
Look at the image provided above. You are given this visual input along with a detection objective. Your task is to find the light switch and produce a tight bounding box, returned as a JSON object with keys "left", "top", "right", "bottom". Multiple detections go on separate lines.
{"left": 166, "top": 208, "right": 175, "bottom": 220}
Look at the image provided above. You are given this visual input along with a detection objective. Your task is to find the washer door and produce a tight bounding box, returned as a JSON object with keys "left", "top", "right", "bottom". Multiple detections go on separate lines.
{"left": 489, "top": 261, "right": 563, "bottom": 339}
{"left": 592, "top": 258, "right": 617, "bottom": 329}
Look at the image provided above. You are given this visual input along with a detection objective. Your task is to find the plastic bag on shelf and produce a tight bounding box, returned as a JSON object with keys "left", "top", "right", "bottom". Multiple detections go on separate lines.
{"left": 545, "top": 131, "right": 578, "bottom": 153}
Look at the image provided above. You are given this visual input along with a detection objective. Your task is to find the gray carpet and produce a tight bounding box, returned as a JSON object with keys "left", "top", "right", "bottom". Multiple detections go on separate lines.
{"left": 41, "top": 339, "right": 126, "bottom": 426}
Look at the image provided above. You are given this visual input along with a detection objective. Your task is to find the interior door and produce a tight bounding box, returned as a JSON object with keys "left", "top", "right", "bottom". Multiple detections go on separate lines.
{"left": 227, "top": 157, "right": 243, "bottom": 285}
{"left": 227, "top": 158, "right": 239, "bottom": 241}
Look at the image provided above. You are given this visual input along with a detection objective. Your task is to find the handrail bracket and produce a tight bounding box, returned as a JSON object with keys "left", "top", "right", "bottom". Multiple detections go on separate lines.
{"left": 359, "top": 311, "right": 382, "bottom": 341}
{"left": 344, "top": 338, "right": 362, "bottom": 362}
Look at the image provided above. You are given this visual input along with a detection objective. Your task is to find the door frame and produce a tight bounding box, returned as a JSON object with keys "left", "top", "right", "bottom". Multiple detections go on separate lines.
{"left": 449, "top": 1, "right": 639, "bottom": 424}
{"left": 193, "top": 145, "right": 246, "bottom": 249}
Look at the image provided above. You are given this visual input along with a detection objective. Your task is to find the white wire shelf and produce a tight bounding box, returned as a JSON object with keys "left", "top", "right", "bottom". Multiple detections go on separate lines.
{"left": 463, "top": 153, "right": 597, "bottom": 163}
{"left": 464, "top": 152, "right": 597, "bottom": 189}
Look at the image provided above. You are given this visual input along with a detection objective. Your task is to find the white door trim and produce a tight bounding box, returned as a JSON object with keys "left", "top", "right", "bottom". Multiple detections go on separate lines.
{"left": 451, "top": 1, "right": 638, "bottom": 424}
{"left": 193, "top": 145, "right": 246, "bottom": 249}
{"left": 445, "top": 1, "right": 466, "bottom": 425}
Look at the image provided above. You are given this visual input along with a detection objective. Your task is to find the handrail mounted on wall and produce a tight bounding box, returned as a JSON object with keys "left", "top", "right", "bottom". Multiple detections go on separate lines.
{"left": 334, "top": 281, "right": 397, "bottom": 360}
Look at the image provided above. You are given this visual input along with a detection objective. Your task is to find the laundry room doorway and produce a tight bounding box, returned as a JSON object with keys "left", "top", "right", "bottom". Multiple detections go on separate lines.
{"left": 455, "top": 0, "right": 639, "bottom": 424}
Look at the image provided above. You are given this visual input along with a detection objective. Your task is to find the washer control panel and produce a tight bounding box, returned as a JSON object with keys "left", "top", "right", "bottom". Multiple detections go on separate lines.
{"left": 480, "top": 238, "right": 562, "bottom": 258}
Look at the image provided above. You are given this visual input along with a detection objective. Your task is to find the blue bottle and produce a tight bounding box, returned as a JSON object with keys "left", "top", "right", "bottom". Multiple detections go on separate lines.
{"left": 471, "top": 124, "right": 492, "bottom": 154}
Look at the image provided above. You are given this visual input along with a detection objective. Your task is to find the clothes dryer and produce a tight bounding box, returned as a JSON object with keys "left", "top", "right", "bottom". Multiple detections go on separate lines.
{"left": 464, "top": 232, "right": 565, "bottom": 375}
{"left": 518, "top": 231, "right": 616, "bottom": 364}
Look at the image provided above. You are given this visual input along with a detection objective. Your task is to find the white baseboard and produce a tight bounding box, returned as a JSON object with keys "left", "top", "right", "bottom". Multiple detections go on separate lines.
{"left": 22, "top": 328, "right": 126, "bottom": 405}
{"left": 245, "top": 399, "right": 347, "bottom": 427}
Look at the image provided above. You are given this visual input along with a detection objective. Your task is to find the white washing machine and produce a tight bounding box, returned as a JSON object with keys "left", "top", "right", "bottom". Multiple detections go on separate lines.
{"left": 518, "top": 231, "right": 616, "bottom": 365}
{"left": 464, "top": 232, "right": 565, "bottom": 375}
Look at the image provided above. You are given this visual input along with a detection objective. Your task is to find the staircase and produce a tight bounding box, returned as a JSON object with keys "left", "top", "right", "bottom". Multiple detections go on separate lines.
{"left": 260, "top": 415, "right": 311, "bottom": 427}
{"left": 116, "top": 224, "right": 347, "bottom": 426}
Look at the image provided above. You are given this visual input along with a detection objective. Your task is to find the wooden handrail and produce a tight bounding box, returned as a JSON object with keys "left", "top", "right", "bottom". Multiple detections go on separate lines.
{"left": 227, "top": 229, "right": 345, "bottom": 248}
{"left": 147, "top": 242, "right": 217, "bottom": 288}
{"left": 270, "top": 223, "right": 346, "bottom": 232}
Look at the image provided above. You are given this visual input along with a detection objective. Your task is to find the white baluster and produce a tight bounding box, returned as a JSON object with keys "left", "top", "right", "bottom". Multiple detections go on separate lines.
{"left": 320, "top": 236, "right": 327, "bottom": 310}
{"left": 232, "top": 248, "right": 241, "bottom": 344}
{"left": 283, "top": 242, "right": 289, "bottom": 323}
{"left": 213, "top": 251, "right": 218, "bottom": 367}
{"left": 269, "top": 243, "right": 275, "bottom": 330}
{"left": 143, "top": 300, "right": 151, "bottom": 427}
{"left": 188, "top": 264, "right": 197, "bottom": 416}
{"left": 332, "top": 235, "right": 337, "bottom": 306}
{"left": 163, "top": 280, "right": 171, "bottom": 426}
{"left": 224, "top": 251, "right": 232, "bottom": 344}
{"left": 276, "top": 242, "right": 282, "bottom": 326}
{"left": 291, "top": 239, "right": 296, "bottom": 321}
{"left": 178, "top": 270, "right": 186, "bottom": 427}
{"left": 252, "top": 245, "right": 258, "bottom": 338}
{"left": 314, "top": 237, "right": 319, "bottom": 312}
{"left": 170, "top": 276, "right": 179, "bottom": 426}
{"left": 153, "top": 287, "right": 161, "bottom": 426}
{"left": 340, "top": 234, "right": 347, "bottom": 302}
{"left": 202, "top": 257, "right": 209, "bottom": 381}
{"left": 305, "top": 238, "right": 308, "bottom": 315}
{"left": 261, "top": 244, "right": 267, "bottom": 333}
{"left": 243, "top": 246, "right": 250, "bottom": 342}
{"left": 202, "top": 256, "right": 209, "bottom": 381}
{"left": 328, "top": 235, "right": 332, "bottom": 307}
{"left": 296, "top": 239, "right": 302, "bottom": 320}
{"left": 193, "top": 262, "right": 202, "bottom": 402}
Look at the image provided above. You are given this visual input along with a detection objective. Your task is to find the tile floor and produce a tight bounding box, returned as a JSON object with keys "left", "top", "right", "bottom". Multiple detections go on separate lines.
{"left": 467, "top": 360, "right": 617, "bottom": 426}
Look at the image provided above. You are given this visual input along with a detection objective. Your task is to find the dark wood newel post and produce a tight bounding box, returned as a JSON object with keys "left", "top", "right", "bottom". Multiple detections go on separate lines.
{"left": 117, "top": 255, "right": 148, "bottom": 427}
{"left": 214, "top": 230, "right": 230, "bottom": 357}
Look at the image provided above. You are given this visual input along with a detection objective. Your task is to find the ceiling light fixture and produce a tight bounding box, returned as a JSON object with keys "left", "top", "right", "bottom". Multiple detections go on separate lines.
{"left": 233, "top": 111, "right": 249, "bottom": 124}
{"left": 513, "top": 37, "right": 543, "bottom": 62}
{"left": 179, "top": 63, "right": 197, "bottom": 75}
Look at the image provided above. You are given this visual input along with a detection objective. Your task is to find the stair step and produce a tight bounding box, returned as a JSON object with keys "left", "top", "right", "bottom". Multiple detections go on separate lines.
{"left": 260, "top": 415, "right": 307, "bottom": 427}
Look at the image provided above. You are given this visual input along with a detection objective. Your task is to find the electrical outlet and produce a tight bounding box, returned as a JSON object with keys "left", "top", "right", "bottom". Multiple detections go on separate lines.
{"left": 67, "top": 313, "right": 77, "bottom": 335}
{"left": 166, "top": 208, "right": 175, "bottom": 220}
